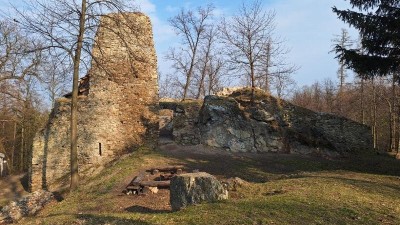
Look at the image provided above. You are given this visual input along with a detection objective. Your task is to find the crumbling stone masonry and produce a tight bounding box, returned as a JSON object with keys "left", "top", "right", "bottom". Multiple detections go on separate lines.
{"left": 30, "top": 13, "right": 158, "bottom": 191}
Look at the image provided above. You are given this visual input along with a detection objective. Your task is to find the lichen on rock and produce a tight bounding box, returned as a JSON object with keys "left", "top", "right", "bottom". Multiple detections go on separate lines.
{"left": 170, "top": 172, "right": 228, "bottom": 211}
{"left": 197, "top": 89, "right": 373, "bottom": 156}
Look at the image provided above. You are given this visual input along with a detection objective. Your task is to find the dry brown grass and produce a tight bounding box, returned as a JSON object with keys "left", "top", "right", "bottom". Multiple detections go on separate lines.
{"left": 8, "top": 144, "right": 400, "bottom": 225}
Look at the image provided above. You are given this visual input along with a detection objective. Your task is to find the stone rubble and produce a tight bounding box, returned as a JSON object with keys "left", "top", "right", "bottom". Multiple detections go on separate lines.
{"left": 0, "top": 190, "right": 54, "bottom": 224}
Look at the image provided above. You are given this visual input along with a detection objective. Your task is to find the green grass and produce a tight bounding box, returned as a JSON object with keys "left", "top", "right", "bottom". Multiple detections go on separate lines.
{"left": 17, "top": 147, "right": 400, "bottom": 225}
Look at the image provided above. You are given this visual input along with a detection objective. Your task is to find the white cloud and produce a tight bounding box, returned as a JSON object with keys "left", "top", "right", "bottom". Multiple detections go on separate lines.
{"left": 213, "top": 7, "right": 227, "bottom": 17}
{"left": 136, "top": 0, "right": 175, "bottom": 43}
{"left": 165, "top": 5, "right": 179, "bottom": 13}
{"left": 135, "top": 0, "right": 176, "bottom": 73}
{"left": 136, "top": 0, "right": 156, "bottom": 14}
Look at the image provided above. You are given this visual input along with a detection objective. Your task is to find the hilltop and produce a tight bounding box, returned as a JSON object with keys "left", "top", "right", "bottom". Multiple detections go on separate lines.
{"left": 9, "top": 142, "right": 400, "bottom": 225}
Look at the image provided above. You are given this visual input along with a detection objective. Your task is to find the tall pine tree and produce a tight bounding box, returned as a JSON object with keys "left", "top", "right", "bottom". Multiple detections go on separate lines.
{"left": 334, "top": 1, "right": 400, "bottom": 154}
{"left": 332, "top": 1, "right": 400, "bottom": 78}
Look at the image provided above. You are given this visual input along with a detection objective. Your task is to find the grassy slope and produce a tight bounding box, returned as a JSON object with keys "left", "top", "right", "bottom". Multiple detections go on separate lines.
{"left": 19, "top": 147, "right": 400, "bottom": 225}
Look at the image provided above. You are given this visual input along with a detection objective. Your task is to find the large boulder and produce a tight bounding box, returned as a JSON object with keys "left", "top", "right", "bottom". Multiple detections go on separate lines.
{"left": 198, "top": 95, "right": 286, "bottom": 153}
{"left": 170, "top": 172, "right": 228, "bottom": 211}
{"left": 198, "top": 89, "right": 373, "bottom": 157}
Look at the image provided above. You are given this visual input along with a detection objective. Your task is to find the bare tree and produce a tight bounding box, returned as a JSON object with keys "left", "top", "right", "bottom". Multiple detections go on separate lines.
{"left": 322, "top": 78, "right": 337, "bottom": 113}
{"left": 270, "top": 70, "right": 296, "bottom": 99}
{"left": 375, "top": 75, "right": 398, "bottom": 152}
{"left": 166, "top": 5, "right": 214, "bottom": 100}
{"left": 257, "top": 37, "right": 298, "bottom": 95}
{"left": 11, "top": 0, "right": 136, "bottom": 190}
{"left": 0, "top": 19, "right": 46, "bottom": 174}
{"left": 0, "top": 20, "right": 41, "bottom": 83}
{"left": 219, "top": 0, "right": 275, "bottom": 100}
{"left": 291, "top": 75, "right": 400, "bottom": 152}
{"left": 192, "top": 25, "right": 226, "bottom": 98}
{"left": 15, "top": 74, "right": 46, "bottom": 172}
{"left": 40, "top": 55, "right": 70, "bottom": 108}
{"left": 159, "top": 72, "right": 182, "bottom": 99}
{"left": 194, "top": 27, "right": 214, "bottom": 99}
{"left": 205, "top": 54, "right": 225, "bottom": 95}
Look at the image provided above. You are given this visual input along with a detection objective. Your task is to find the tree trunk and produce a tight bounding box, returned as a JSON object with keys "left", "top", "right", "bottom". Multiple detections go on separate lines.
{"left": 208, "top": 76, "right": 212, "bottom": 96}
{"left": 372, "top": 78, "right": 377, "bottom": 150}
{"left": 250, "top": 62, "right": 255, "bottom": 102}
{"left": 182, "top": 40, "right": 200, "bottom": 100}
{"left": 196, "top": 65, "right": 207, "bottom": 99}
{"left": 20, "top": 125, "right": 24, "bottom": 172}
{"left": 196, "top": 45, "right": 211, "bottom": 99}
{"left": 264, "top": 41, "right": 271, "bottom": 94}
{"left": 70, "top": 0, "right": 86, "bottom": 191}
{"left": 390, "top": 74, "right": 397, "bottom": 152}
{"left": 360, "top": 77, "right": 365, "bottom": 124}
{"left": 11, "top": 121, "right": 16, "bottom": 173}
{"left": 396, "top": 94, "right": 400, "bottom": 153}
{"left": 182, "top": 66, "right": 192, "bottom": 100}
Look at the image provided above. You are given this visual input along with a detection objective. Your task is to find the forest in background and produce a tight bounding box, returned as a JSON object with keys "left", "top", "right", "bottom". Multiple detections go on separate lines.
{"left": 1, "top": 0, "right": 399, "bottom": 176}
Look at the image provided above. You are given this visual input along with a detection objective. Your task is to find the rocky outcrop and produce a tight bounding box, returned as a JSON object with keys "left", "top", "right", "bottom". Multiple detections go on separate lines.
{"left": 198, "top": 89, "right": 373, "bottom": 157}
{"left": 159, "top": 100, "right": 202, "bottom": 145}
{"left": 30, "top": 13, "right": 159, "bottom": 191}
{"left": 0, "top": 190, "right": 54, "bottom": 224}
{"left": 170, "top": 172, "right": 228, "bottom": 211}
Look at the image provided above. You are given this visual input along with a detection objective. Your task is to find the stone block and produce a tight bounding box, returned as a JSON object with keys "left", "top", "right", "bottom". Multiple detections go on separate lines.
{"left": 170, "top": 172, "right": 228, "bottom": 211}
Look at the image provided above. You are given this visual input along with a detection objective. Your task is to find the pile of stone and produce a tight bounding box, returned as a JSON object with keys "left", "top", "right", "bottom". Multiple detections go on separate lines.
{"left": 0, "top": 190, "right": 54, "bottom": 224}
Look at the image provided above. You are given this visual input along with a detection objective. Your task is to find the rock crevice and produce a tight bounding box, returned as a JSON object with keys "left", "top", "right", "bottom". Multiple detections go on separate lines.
{"left": 163, "top": 89, "right": 373, "bottom": 157}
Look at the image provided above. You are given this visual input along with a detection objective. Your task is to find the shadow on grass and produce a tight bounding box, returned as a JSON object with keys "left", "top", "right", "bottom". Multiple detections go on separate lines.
{"left": 314, "top": 175, "right": 400, "bottom": 194}
{"left": 30, "top": 213, "right": 153, "bottom": 225}
{"left": 125, "top": 205, "right": 171, "bottom": 214}
{"left": 230, "top": 198, "right": 386, "bottom": 225}
{"left": 76, "top": 214, "right": 152, "bottom": 225}
{"left": 157, "top": 144, "right": 400, "bottom": 183}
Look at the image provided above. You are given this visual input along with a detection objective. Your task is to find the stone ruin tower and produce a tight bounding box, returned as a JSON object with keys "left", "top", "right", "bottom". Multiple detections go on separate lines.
{"left": 30, "top": 13, "right": 158, "bottom": 191}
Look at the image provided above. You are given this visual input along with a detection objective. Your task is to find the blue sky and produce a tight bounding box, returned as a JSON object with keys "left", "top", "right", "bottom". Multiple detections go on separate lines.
{"left": 0, "top": 0, "right": 358, "bottom": 88}
{"left": 137, "top": 0, "right": 358, "bottom": 88}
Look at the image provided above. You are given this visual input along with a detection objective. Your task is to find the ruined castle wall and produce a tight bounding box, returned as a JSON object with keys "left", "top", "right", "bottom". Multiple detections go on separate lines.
{"left": 31, "top": 13, "right": 158, "bottom": 191}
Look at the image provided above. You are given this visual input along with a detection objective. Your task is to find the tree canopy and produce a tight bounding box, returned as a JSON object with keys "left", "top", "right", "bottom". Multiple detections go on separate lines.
{"left": 332, "top": 0, "right": 400, "bottom": 78}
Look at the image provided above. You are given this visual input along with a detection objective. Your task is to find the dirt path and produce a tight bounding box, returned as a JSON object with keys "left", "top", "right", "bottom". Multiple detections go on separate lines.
{"left": 0, "top": 174, "right": 28, "bottom": 207}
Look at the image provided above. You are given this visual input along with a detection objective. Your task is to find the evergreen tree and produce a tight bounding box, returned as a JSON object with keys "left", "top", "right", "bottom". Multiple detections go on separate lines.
{"left": 332, "top": 28, "right": 353, "bottom": 92}
{"left": 332, "top": 1, "right": 400, "bottom": 78}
